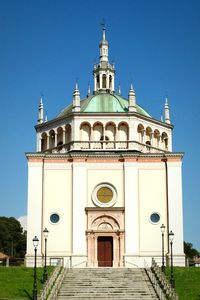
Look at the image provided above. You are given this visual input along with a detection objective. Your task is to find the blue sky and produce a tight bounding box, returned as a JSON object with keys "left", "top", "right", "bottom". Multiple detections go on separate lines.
{"left": 0, "top": 0, "right": 200, "bottom": 249}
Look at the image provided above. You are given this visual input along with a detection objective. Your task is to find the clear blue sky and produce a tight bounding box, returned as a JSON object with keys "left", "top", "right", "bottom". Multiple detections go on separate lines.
{"left": 0, "top": 0, "right": 200, "bottom": 249}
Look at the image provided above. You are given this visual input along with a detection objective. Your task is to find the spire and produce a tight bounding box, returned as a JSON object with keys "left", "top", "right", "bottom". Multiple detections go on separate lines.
{"left": 128, "top": 83, "right": 136, "bottom": 112}
{"left": 164, "top": 97, "right": 171, "bottom": 124}
{"left": 37, "top": 96, "right": 44, "bottom": 124}
{"left": 72, "top": 81, "right": 80, "bottom": 112}
{"left": 99, "top": 25, "right": 108, "bottom": 63}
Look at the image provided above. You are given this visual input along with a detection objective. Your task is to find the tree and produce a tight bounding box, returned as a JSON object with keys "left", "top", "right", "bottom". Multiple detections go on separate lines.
{"left": 0, "top": 217, "right": 26, "bottom": 258}
{"left": 184, "top": 241, "right": 199, "bottom": 260}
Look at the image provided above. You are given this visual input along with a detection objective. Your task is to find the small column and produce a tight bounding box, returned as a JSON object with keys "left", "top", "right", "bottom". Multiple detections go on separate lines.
{"left": 54, "top": 132, "right": 57, "bottom": 147}
{"left": 94, "top": 74, "right": 97, "bottom": 92}
{"left": 106, "top": 73, "right": 109, "bottom": 90}
{"left": 63, "top": 128, "right": 66, "bottom": 144}
{"left": 47, "top": 133, "right": 50, "bottom": 149}
{"left": 112, "top": 75, "right": 115, "bottom": 93}
{"left": 99, "top": 74, "right": 102, "bottom": 90}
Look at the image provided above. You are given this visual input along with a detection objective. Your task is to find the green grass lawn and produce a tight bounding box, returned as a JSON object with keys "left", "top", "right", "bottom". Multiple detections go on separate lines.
{"left": 166, "top": 267, "right": 200, "bottom": 300}
{"left": 0, "top": 266, "right": 54, "bottom": 299}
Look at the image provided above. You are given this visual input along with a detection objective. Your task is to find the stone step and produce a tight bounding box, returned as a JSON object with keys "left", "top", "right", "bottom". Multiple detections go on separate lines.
{"left": 57, "top": 268, "right": 158, "bottom": 300}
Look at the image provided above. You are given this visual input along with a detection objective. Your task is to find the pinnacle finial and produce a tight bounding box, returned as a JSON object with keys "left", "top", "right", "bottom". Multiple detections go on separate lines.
{"left": 75, "top": 80, "right": 79, "bottom": 91}
{"left": 164, "top": 97, "right": 170, "bottom": 124}
{"left": 118, "top": 84, "right": 121, "bottom": 95}
{"left": 39, "top": 95, "right": 43, "bottom": 106}
{"left": 38, "top": 95, "right": 44, "bottom": 124}
{"left": 161, "top": 111, "right": 163, "bottom": 122}
{"left": 87, "top": 83, "right": 91, "bottom": 97}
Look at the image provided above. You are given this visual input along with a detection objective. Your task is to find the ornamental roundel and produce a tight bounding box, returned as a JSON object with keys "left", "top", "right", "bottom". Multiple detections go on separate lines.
{"left": 92, "top": 183, "right": 117, "bottom": 207}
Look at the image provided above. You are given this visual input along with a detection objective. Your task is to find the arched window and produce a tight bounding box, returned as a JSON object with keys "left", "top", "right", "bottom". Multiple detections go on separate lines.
{"left": 93, "top": 123, "right": 103, "bottom": 141}
{"left": 161, "top": 132, "right": 168, "bottom": 150}
{"left": 49, "top": 130, "right": 55, "bottom": 148}
{"left": 41, "top": 132, "right": 47, "bottom": 151}
{"left": 80, "top": 123, "right": 91, "bottom": 141}
{"left": 105, "top": 122, "right": 116, "bottom": 141}
{"left": 102, "top": 74, "right": 106, "bottom": 88}
{"left": 57, "top": 127, "right": 63, "bottom": 146}
{"left": 137, "top": 124, "right": 145, "bottom": 143}
{"left": 96, "top": 75, "right": 100, "bottom": 89}
{"left": 118, "top": 122, "right": 128, "bottom": 141}
{"left": 154, "top": 130, "right": 160, "bottom": 148}
{"left": 65, "top": 124, "right": 71, "bottom": 143}
{"left": 109, "top": 75, "right": 112, "bottom": 90}
{"left": 146, "top": 127, "right": 152, "bottom": 144}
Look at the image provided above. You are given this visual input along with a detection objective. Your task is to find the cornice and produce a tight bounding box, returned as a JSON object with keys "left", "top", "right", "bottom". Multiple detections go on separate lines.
{"left": 25, "top": 150, "right": 184, "bottom": 160}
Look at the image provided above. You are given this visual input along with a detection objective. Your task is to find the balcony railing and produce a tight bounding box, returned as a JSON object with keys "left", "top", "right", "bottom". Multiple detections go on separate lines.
{"left": 42, "top": 140, "right": 169, "bottom": 154}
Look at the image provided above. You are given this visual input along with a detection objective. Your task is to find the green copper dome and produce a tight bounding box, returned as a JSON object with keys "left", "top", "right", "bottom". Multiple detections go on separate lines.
{"left": 57, "top": 93, "right": 151, "bottom": 118}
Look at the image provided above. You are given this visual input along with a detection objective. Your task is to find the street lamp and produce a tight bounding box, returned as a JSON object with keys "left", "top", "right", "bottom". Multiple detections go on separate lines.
{"left": 160, "top": 223, "right": 166, "bottom": 273}
{"left": 169, "top": 230, "right": 175, "bottom": 288}
{"left": 32, "top": 236, "right": 39, "bottom": 300}
{"left": 43, "top": 228, "right": 49, "bottom": 283}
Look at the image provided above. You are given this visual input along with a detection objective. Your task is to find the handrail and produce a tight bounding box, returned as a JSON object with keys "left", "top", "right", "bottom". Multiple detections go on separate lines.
{"left": 47, "top": 267, "right": 68, "bottom": 300}
{"left": 39, "top": 262, "right": 62, "bottom": 300}
{"left": 144, "top": 260, "right": 167, "bottom": 300}
{"left": 147, "top": 258, "right": 179, "bottom": 300}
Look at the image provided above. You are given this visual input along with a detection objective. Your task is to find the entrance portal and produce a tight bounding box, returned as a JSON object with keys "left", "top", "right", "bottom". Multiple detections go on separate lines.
{"left": 97, "top": 236, "right": 113, "bottom": 267}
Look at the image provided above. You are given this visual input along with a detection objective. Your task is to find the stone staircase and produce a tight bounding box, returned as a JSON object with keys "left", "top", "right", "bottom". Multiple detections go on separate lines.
{"left": 57, "top": 268, "right": 158, "bottom": 299}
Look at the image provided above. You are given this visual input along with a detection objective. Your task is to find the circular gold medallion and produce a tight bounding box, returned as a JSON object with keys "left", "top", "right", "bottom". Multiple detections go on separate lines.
{"left": 97, "top": 187, "right": 113, "bottom": 203}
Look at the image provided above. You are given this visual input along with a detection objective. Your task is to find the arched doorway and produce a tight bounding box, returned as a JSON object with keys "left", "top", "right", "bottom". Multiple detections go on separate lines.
{"left": 86, "top": 208, "right": 124, "bottom": 267}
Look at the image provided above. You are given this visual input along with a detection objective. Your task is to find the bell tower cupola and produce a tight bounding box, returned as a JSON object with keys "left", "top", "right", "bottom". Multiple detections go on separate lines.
{"left": 93, "top": 26, "right": 115, "bottom": 94}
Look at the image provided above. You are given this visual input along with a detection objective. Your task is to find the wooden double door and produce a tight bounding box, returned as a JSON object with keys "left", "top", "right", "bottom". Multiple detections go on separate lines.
{"left": 97, "top": 236, "right": 113, "bottom": 267}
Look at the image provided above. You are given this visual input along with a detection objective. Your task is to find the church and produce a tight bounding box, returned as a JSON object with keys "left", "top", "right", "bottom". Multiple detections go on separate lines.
{"left": 25, "top": 28, "right": 185, "bottom": 268}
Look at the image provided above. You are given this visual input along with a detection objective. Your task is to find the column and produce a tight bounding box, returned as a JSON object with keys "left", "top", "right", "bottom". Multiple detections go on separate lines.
{"left": 47, "top": 133, "right": 50, "bottom": 149}
{"left": 99, "top": 74, "right": 102, "bottom": 90}
{"left": 106, "top": 73, "right": 109, "bottom": 89}
{"left": 63, "top": 128, "right": 66, "bottom": 144}
{"left": 112, "top": 75, "right": 114, "bottom": 92}
{"left": 54, "top": 132, "right": 57, "bottom": 147}
{"left": 94, "top": 74, "right": 97, "bottom": 92}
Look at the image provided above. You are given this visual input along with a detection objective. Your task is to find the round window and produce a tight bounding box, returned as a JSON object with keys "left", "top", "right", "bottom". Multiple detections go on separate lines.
{"left": 50, "top": 213, "right": 60, "bottom": 224}
{"left": 92, "top": 183, "right": 117, "bottom": 207}
{"left": 150, "top": 213, "right": 160, "bottom": 224}
{"left": 97, "top": 187, "right": 113, "bottom": 203}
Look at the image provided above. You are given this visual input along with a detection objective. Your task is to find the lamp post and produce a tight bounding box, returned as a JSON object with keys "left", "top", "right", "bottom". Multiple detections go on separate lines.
{"left": 169, "top": 230, "right": 175, "bottom": 288}
{"left": 43, "top": 228, "right": 49, "bottom": 283}
{"left": 32, "top": 236, "right": 39, "bottom": 300}
{"left": 160, "top": 223, "right": 165, "bottom": 273}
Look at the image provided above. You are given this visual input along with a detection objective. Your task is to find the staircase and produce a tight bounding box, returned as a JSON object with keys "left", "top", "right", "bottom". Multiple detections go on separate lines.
{"left": 57, "top": 268, "right": 158, "bottom": 299}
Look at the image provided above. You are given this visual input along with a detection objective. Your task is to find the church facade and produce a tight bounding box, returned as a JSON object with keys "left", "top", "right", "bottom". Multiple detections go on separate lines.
{"left": 25, "top": 29, "right": 185, "bottom": 268}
